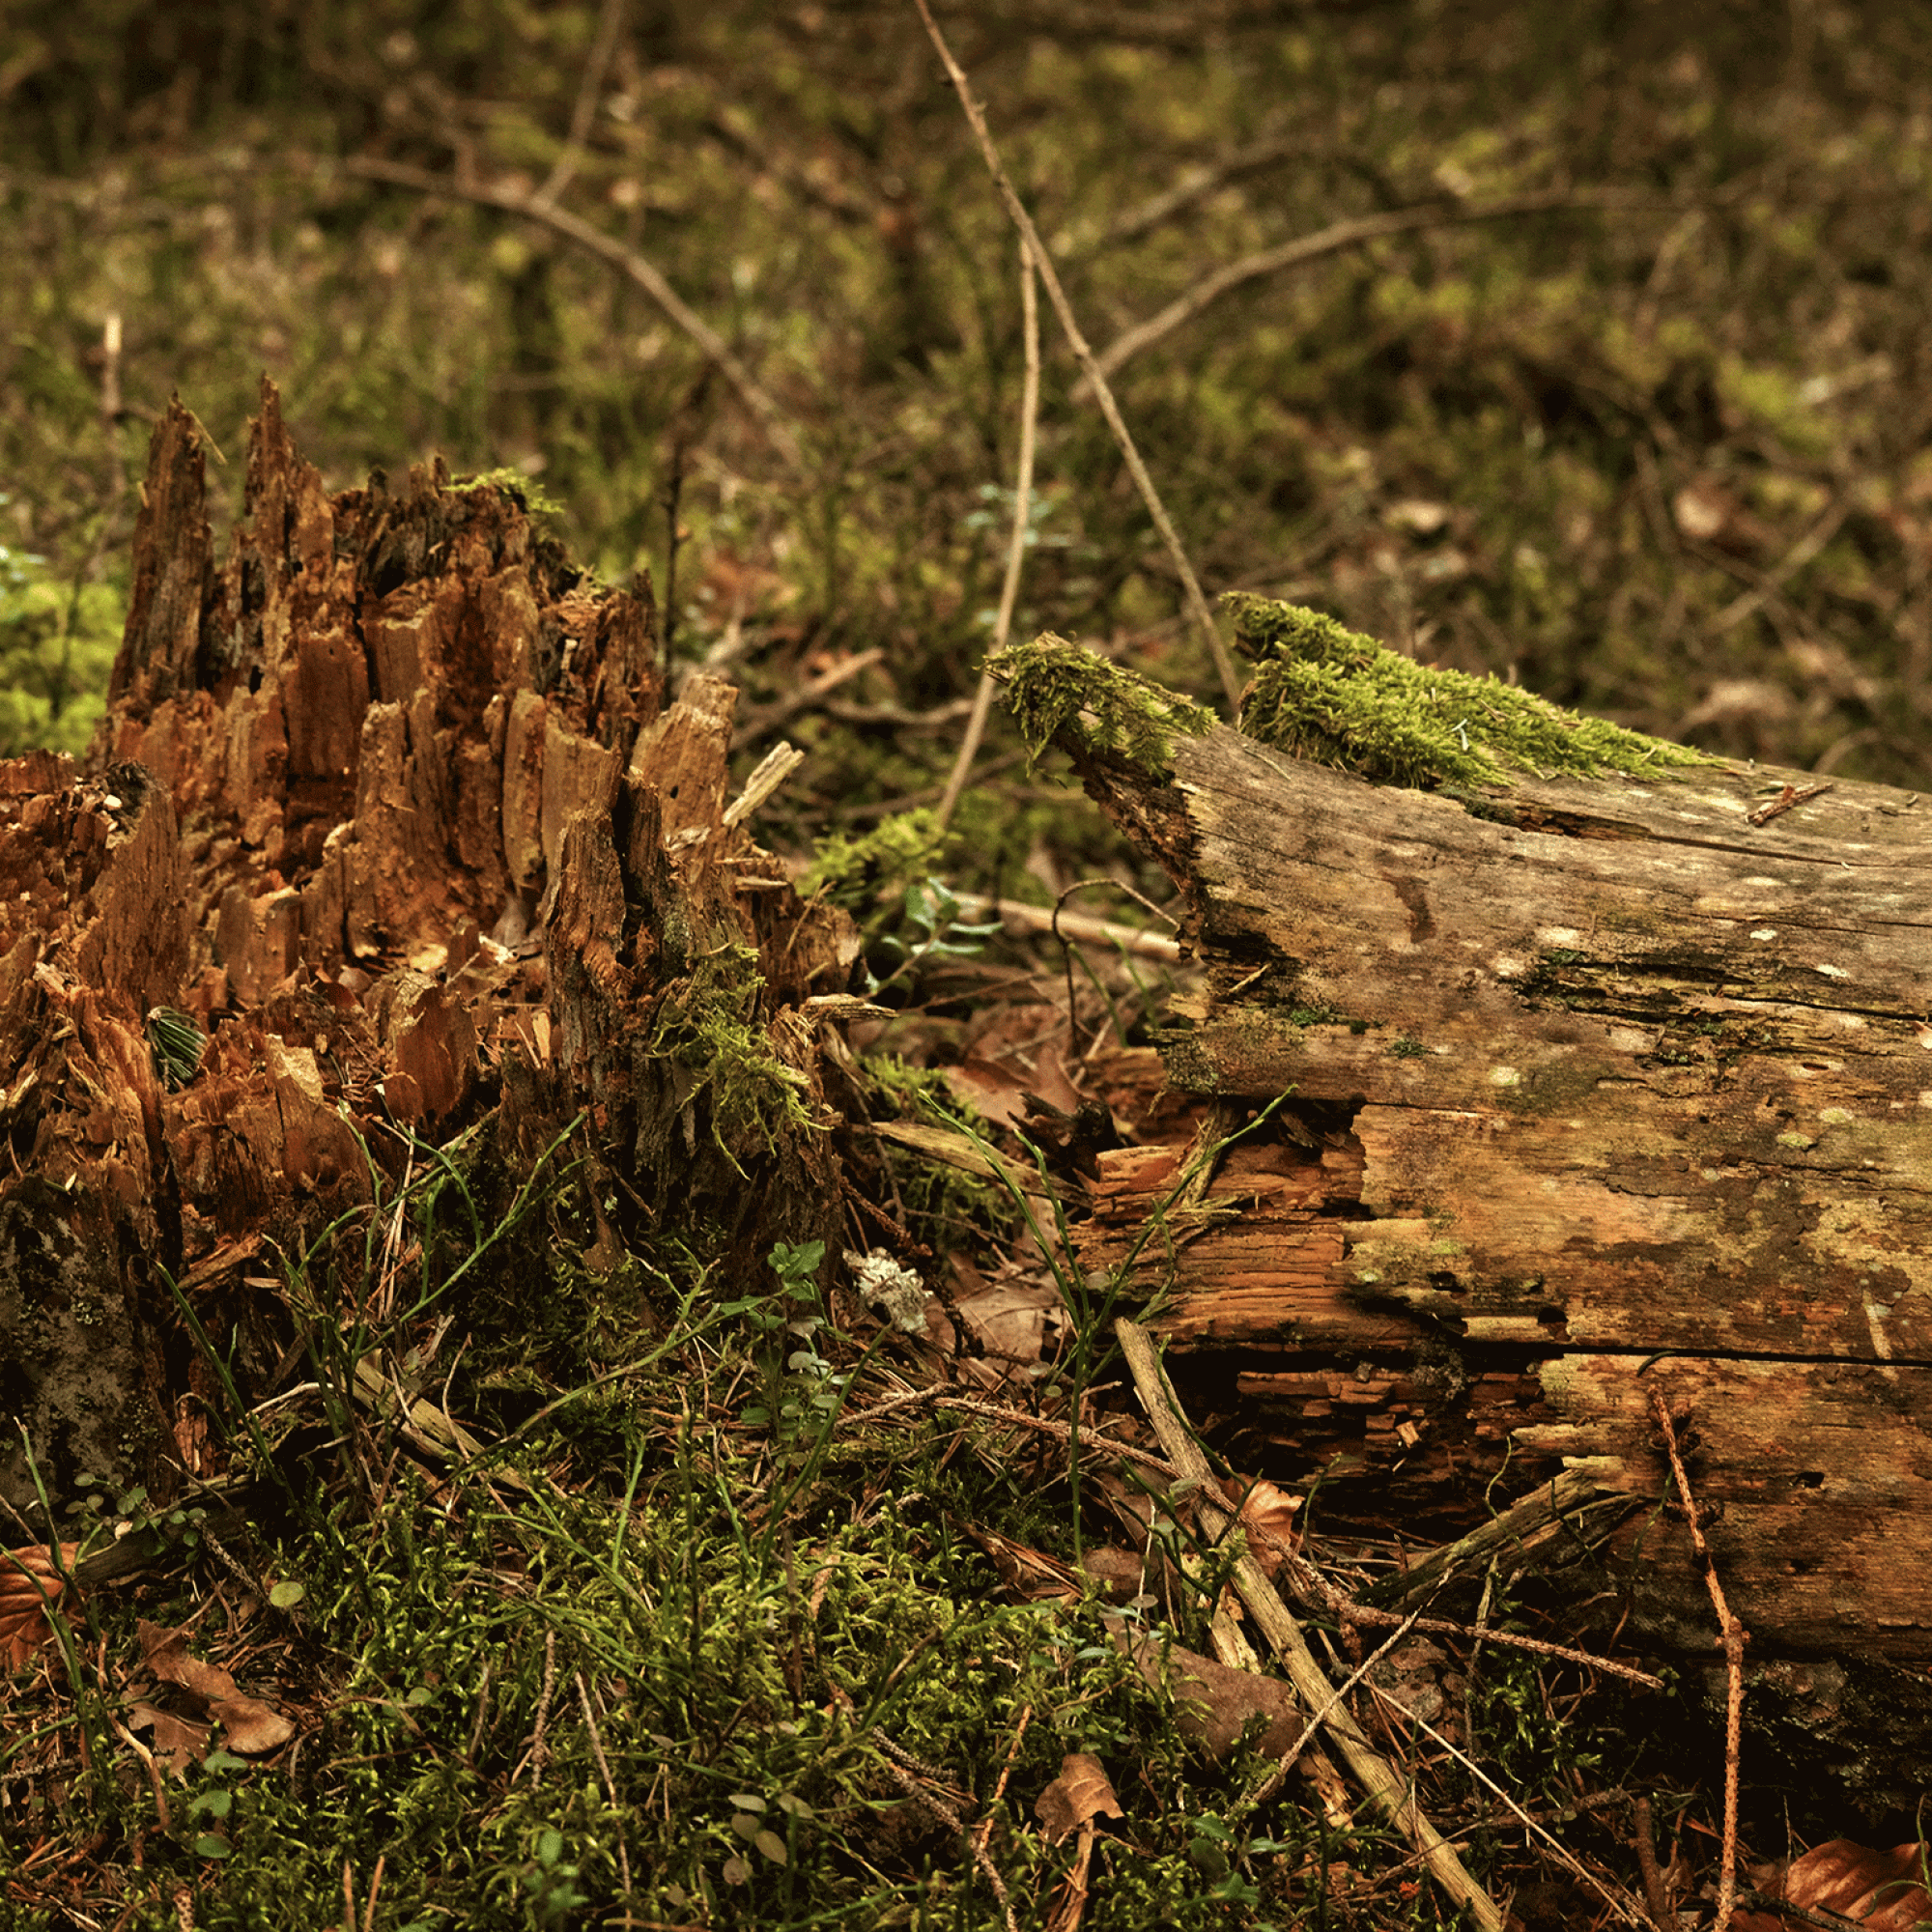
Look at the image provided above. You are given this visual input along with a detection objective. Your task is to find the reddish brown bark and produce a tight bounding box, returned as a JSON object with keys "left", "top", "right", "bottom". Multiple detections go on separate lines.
{"left": 0, "top": 383, "right": 852, "bottom": 1512}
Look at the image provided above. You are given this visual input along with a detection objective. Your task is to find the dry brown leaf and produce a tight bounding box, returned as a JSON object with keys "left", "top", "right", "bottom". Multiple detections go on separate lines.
{"left": 122, "top": 1695, "right": 213, "bottom": 1777}
{"left": 960, "top": 1524, "right": 1084, "bottom": 1606}
{"left": 1734, "top": 1838, "right": 1932, "bottom": 1932}
{"left": 1227, "top": 1475, "right": 1303, "bottom": 1573}
{"left": 137, "top": 1619, "right": 295, "bottom": 1756}
{"left": 954, "top": 1276, "right": 1065, "bottom": 1367}
{"left": 1034, "top": 1751, "right": 1123, "bottom": 1845}
{"left": 1110, "top": 1624, "right": 1307, "bottom": 1761}
{"left": 0, "top": 1544, "right": 80, "bottom": 1668}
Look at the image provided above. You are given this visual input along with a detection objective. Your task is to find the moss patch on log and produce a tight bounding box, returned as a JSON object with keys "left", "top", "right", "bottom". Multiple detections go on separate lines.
{"left": 993, "top": 634, "right": 1215, "bottom": 778}
{"left": 1225, "top": 592, "right": 1718, "bottom": 790}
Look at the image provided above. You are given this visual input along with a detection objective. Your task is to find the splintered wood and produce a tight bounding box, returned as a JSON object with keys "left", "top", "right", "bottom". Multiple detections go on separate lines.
{"left": 0, "top": 382, "right": 853, "bottom": 1514}
{"left": 1063, "top": 715, "right": 1932, "bottom": 1681}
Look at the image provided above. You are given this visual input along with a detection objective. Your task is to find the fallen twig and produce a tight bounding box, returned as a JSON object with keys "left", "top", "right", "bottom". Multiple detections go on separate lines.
{"left": 911, "top": 0, "right": 1241, "bottom": 710}
{"left": 1115, "top": 1317, "right": 1507, "bottom": 1932}
{"left": 1650, "top": 1389, "right": 1745, "bottom": 1932}
{"left": 938, "top": 234, "right": 1039, "bottom": 832}
{"left": 335, "top": 154, "right": 802, "bottom": 469}
{"left": 1088, "top": 186, "right": 1681, "bottom": 387}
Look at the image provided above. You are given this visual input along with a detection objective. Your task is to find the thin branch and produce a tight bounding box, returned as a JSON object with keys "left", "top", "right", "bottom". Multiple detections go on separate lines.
{"left": 1115, "top": 1317, "right": 1507, "bottom": 1932}
{"left": 337, "top": 154, "right": 802, "bottom": 469}
{"left": 1651, "top": 1390, "right": 1745, "bottom": 1932}
{"left": 1078, "top": 129, "right": 1306, "bottom": 254}
{"left": 938, "top": 236, "right": 1038, "bottom": 832}
{"left": 911, "top": 0, "right": 1242, "bottom": 711}
{"left": 534, "top": 0, "right": 627, "bottom": 209}
{"left": 1087, "top": 186, "right": 1682, "bottom": 388}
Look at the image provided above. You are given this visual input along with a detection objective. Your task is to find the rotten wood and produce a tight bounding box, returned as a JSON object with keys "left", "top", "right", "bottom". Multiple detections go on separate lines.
{"left": 1063, "top": 717, "right": 1932, "bottom": 1706}
{"left": 0, "top": 383, "right": 856, "bottom": 1516}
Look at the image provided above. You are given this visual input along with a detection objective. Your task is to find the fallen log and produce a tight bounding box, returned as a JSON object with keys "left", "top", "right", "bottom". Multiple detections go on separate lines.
{"left": 1002, "top": 611, "right": 1932, "bottom": 1797}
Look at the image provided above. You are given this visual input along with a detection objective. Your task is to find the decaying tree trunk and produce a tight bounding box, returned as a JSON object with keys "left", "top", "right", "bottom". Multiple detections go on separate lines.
{"left": 0, "top": 382, "right": 854, "bottom": 1514}
{"left": 1058, "top": 699, "right": 1932, "bottom": 1779}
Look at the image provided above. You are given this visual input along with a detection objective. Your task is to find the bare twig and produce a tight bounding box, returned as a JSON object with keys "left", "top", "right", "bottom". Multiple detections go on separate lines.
{"left": 576, "top": 1673, "right": 634, "bottom": 1904}
{"left": 337, "top": 155, "right": 802, "bottom": 469}
{"left": 1331, "top": 1597, "right": 1663, "bottom": 1692}
{"left": 1078, "top": 130, "right": 1307, "bottom": 253}
{"left": 1708, "top": 491, "right": 1855, "bottom": 636}
{"left": 534, "top": 0, "right": 626, "bottom": 208}
{"left": 1634, "top": 1794, "right": 1673, "bottom": 1931}
{"left": 829, "top": 1682, "right": 1019, "bottom": 1932}
{"left": 1115, "top": 1318, "right": 1507, "bottom": 1932}
{"left": 911, "top": 1, "right": 1241, "bottom": 710}
{"left": 1650, "top": 1390, "right": 1745, "bottom": 1932}
{"left": 1372, "top": 1695, "right": 1654, "bottom": 1929}
{"left": 1088, "top": 186, "right": 1679, "bottom": 388}
{"left": 938, "top": 234, "right": 1039, "bottom": 832}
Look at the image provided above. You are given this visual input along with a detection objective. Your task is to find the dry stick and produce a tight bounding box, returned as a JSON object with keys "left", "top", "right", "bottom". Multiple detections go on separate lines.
{"left": 1371, "top": 1697, "right": 1654, "bottom": 1930}
{"left": 576, "top": 1673, "right": 635, "bottom": 1905}
{"left": 1115, "top": 1318, "right": 1506, "bottom": 1932}
{"left": 1650, "top": 1390, "right": 1746, "bottom": 1932}
{"left": 1086, "top": 129, "right": 1305, "bottom": 253}
{"left": 534, "top": 0, "right": 627, "bottom": 210}
{"left": 937, "top": 235, "right": 1039, "bottom": 833}
{"left": 1088, "top": 186, "right": 1681, "bottom": 387}
{"left": 911, "top": 0, "right": 1243, "bottom": 712}
{"left": 1634, "top": 1795, "right": 1673, "bottom": 1932}
{"left": 338, "top": 155, "right": 802, "bottom": 469}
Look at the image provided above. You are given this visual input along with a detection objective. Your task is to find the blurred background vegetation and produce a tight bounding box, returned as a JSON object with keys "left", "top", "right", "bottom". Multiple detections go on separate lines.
{"left": 3, "top": 0, "right": 1930, "bottom": 848}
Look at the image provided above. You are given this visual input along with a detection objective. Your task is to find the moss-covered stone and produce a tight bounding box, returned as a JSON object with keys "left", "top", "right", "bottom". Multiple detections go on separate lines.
{"left": 1225, "top": 592, "right": 1718, "bottom": 790}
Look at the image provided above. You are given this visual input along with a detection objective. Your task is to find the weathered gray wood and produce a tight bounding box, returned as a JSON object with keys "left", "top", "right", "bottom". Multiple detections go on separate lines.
{"left": 1067, "top": 717, "right": 1932, "bottom": 1684}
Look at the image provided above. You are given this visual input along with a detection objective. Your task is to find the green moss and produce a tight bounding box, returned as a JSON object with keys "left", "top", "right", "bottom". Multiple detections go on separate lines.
{"left": 447, "top": 466, "right": 565, "bottom": 518}
{"left": 994, "top": 634, "right": 1215, "bottom": 777}
{"left": 648, "top": 944, "right": 812, "bottom": 1168}
{"left": 1225, "top": 592, "right": 1718, "bottom": 790}
{"left": 798, "top": 807, "right": 950, "bottom": 909}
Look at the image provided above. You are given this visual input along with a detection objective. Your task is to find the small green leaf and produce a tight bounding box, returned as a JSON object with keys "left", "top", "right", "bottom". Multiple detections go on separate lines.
{"left": 269, "top": 1579, "right": 305, "bottom": 1610}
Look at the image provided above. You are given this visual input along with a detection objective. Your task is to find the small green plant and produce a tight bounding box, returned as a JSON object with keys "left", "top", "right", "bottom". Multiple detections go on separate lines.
{"left": 66, "top": 1473, "right": 209, "bottom": 1564}
{"left": 518, "top": 1825, "right": 589, "bottom": 1927}
{"left": 145, "top": 1007, "right": 206, "bottom": 1092}
{"left": 867, "top": 876, "right": 1000, "bottom": 998}
{"left": 719, "top": 1238, "right": 841, "bottom": 1435}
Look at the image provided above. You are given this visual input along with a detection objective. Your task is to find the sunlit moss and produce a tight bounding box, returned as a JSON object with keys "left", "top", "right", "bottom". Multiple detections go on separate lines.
{"left": 1227, "top": 591, "right": 1717, "bottom": 788}
{"left": 994, "top": 633, "right": 1215, "bottom": 777}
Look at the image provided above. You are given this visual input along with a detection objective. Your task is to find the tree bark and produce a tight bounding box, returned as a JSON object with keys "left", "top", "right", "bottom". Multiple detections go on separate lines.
{"left": 1065, "top": 714, "right": 1932, "bottom": 1701}
{"left": 0, "top": 382, "right": 853, "bottom": 1516}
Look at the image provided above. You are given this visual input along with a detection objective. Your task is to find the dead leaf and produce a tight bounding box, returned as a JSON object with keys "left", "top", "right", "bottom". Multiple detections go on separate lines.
{"left": 137, "top": 1619, "right": 295, "bottom": 1756}
{"left": 955, "top": 1274, "right": 1065, "bottom": 1367}
{"left": 1227, "top": 1476, "right": 1303, "bottom": 1574}
{"left": 1035, "top": 1752, "right": 1123, "bottom": 1845}
{"left": 1734, "top": 1839, "right": 1932, "bottom": 1932}
{"left": 1109, "top": 1623, "right": 1308, "bottom": 1761}
{"left": 0, "top": 1544, "right": 79, "bottom": 1668}
{"left": 1078, "top": 1546, "right": 1146, "bottom": 1605}
{"left": 960, "top": 1524, "right": 1083, "bottom": 1606}
{"left": 121, "top": 1695, "right": 213, "bottom": 1777}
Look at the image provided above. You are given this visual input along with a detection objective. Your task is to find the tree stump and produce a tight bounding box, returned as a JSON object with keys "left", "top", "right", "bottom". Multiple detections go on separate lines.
{"left": 1037, "top": 657, "right": 1932, "bottom": 1791}
{"left": 0, "top": 382, "right": 853, "bottom": 1515}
